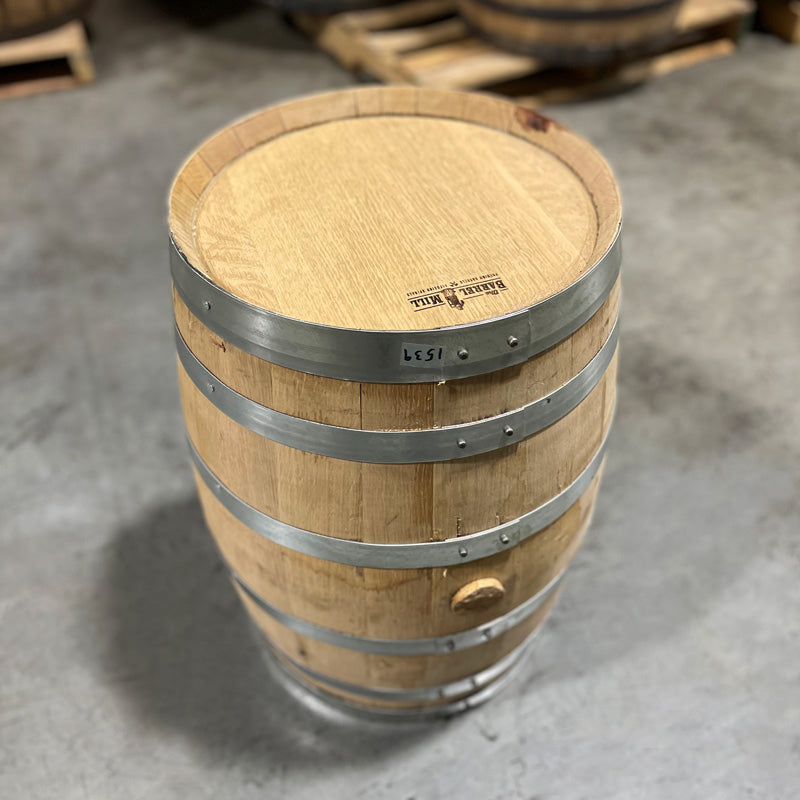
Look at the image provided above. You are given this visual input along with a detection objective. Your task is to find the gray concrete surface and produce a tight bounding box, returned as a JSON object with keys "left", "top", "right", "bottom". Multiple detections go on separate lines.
{"left": 2, "top": 2, "right": 799, "bottom": 797}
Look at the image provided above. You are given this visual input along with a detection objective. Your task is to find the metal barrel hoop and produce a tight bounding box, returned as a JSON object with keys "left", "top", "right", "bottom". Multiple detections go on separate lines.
{"left": 188, "top": 423, "right": 610, "bottom": 570}
{"left": 273, "top": 628, "right": 541, "bottom": 703}
{"left": 268, "top": 639, "right": 536, "bottom": 720}
{"left": 177, "top": 319, "right": 618, "bottom": 464}
{"left": 231, "top": 563, "right": 565, "bottom": 656}
{"left": 169, "top": 228, "right": 621, "bottom": 384}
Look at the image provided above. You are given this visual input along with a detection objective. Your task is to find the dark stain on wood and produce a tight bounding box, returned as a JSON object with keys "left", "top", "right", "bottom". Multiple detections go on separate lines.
{"left": 515, "top": 106, "right": 552, "bottom": 133}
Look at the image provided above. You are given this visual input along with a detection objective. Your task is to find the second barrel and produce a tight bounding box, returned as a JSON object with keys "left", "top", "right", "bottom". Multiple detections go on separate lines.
{"left": 460, "top": 0, "right": 681, "bottom": 65}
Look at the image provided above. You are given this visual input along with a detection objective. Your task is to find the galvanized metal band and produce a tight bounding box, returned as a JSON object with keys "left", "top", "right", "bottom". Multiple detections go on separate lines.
{"left": 275, "top": 628, "right": 537, "bottom": 703}
{"left": 169, "top": 229, "right": 621, "bottom": 383}
{"left": 188, "top": 428, "right": 608, "bottom": 569}
{"left": 468, "top": 0, "right": 677, "bottom": 20}
{"left": 177, "top": 319, "right": 618, "bottom": 464}
{"left": 231, "top": 564, "right": 564, "bottom": 656}
{"left": 268, "top": 637, "right": 533, "bottom": 720}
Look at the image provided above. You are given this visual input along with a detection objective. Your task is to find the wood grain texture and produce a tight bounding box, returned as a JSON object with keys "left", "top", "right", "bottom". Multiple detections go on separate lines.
{"left": 180, "top": 356, "right": 616, "bottom": 543}
{"left": 182, "top": 352, "right": 614, "bottom": 704}
{"left": 169, "top": 87, "right": 620, "bottom": 332}
{"left": 192, "top": 117, "right": 596, "bottom": 329}
{"left": 240, "top": 583, "right": 562, "bottom": 693}
{"left": 195, "top": 462, "right": 602, "bottom": 639}
{"left": 268, "top": 592, "right": 559, "bottom": 709}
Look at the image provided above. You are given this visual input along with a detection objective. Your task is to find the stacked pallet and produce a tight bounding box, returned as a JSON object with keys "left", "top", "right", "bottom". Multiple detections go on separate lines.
{"left": 295, "top": 0, "right": 755, "bottom": 105}
{"left": 0, "top": 0, "right": 94, "bottom": 100}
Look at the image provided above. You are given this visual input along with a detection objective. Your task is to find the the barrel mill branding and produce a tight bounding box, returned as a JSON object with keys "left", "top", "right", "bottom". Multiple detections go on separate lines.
{"left": 406, "top": 273, "right": 509, "bottom": 312}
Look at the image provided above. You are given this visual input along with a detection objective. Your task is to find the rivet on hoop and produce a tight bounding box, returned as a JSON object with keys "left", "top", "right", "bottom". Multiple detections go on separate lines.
{"left": 446, "top": 640, "right": 456, "bottom": 651}
{"left": 458, "top": 546, "right": 468, "bottom": 558}
{"left": 208, "top": 383, "right": 216, "bottom": 393}
{"left": 203, "top": 300, "right": 211, "bottom": 311}
{"left": 499, "top": 533, "right": 510, "bottom": 545}
{"left": 457, "top": 439, "right": 467, "bottom": 449}
{"left": 457, "top": 348, "right": 469, "bottom": 360}
{"left": 507, "top": 335, "right": 519, "bottom": 348}
{"left": 503, "top": 425, "right": 514, "bottom": 436}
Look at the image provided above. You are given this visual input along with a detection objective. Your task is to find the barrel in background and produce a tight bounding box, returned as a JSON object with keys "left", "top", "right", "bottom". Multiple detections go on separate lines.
{"left": 262, "top": 0, "right": 400, "bottom": 14}
{"left": 168, "top": 87, "right": 622, "bottom": 716}
{"left": 459, "top": 0, "right": 682, "bottom": 65}
{"left": 0, "top": 0, "right": 91, "bottom": 42}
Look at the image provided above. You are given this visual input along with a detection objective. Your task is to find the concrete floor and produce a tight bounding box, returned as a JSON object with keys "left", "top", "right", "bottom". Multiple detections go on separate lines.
{"left": 2, "top": 1, "right": 799, "bottom": 797}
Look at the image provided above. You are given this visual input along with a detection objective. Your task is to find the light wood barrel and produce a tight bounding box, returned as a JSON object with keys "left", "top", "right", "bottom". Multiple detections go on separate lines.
{"left": 0, "top": 0, "right": 91, "bottom": 42}
{"left": 168, "top": 87, "right": 622, "bottom": 717}
{"left": 459, "top": 0, "right": 681, "bottom": 65}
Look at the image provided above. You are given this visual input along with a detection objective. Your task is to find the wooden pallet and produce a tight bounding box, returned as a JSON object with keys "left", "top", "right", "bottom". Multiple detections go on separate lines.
{"left": 295, "top": 0, "right": 755, "bottom": 105}
{"left": 0, "top": 20, "right": 95, "bottom": 101}
{"left": 758, "top": 0, "right": 800, "bottom": 41}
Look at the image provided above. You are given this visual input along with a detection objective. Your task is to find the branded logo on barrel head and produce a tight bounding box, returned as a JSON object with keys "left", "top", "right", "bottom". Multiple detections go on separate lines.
{"left": 406, "top": 274, "right": 509, "bottom": 312}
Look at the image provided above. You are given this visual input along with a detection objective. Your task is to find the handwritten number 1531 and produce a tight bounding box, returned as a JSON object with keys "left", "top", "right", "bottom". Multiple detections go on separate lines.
{"left": 403, "top": 347, "right": 443, "bottom": 362}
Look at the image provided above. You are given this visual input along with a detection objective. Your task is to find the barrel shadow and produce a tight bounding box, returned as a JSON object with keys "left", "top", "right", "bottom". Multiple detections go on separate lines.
{"left": 518, "top": 332, "right": 797, "bottom": 693}
{"left": 98, "top": 497, "right": 441, "bottom": 768}
{"left": 96, "top": 334, "right": 795, "bottom": 756}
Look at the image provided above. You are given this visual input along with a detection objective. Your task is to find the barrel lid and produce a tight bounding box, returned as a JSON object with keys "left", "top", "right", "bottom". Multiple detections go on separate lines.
{"left": 169, "top": 87, "right": 621, "bottom": 382}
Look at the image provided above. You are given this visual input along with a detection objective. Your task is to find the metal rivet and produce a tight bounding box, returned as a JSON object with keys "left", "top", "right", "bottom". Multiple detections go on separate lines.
{"left": 458, "top": 546, "right": 468, "bottom": 558}
{"left": 457, "top": 348, "right": 469, "bottom": 360}
{"left": 203, "top": 301, "right": 211, "bottom": 311}
{"left": 503, "top": 425, "right": 514, "bottom": 436}
{"left": 500, "top": 533, "right": 510, "bottom": 545}
{"left": 457, "top": 439, "right": 467, "bottom": 449}
{"left": 545, "top": 397, "right": 551, "bottom": 404}
{"left": 482, "top": 629, "right": 492, "bottom": 640}
{"left": 207, "top": 383, "right": 215, "bottom": 393}
{"left": 446, "top": 640, "right": 456, "bottom": 651}
{"left": 507, "top": 335, "right": 519, "bottom": 348}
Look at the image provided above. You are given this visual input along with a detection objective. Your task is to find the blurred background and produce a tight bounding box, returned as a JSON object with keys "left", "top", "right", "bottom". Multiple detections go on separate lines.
{"left": 1, "top": 1, "right": 799, "bottom": 798}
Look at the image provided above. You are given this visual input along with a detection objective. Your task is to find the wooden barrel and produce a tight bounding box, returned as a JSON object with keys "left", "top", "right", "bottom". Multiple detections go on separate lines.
{"left": 0, "top": 0, "right": 91, "bottom": 42}
{"left": 169, "top": 87, "right": 622, "bottom": 717}
{"left": 263, "top": 0, "right": 399, "bottom": 14}
{"left": 459, "top": 0, "right": 681, "bottom": 65}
